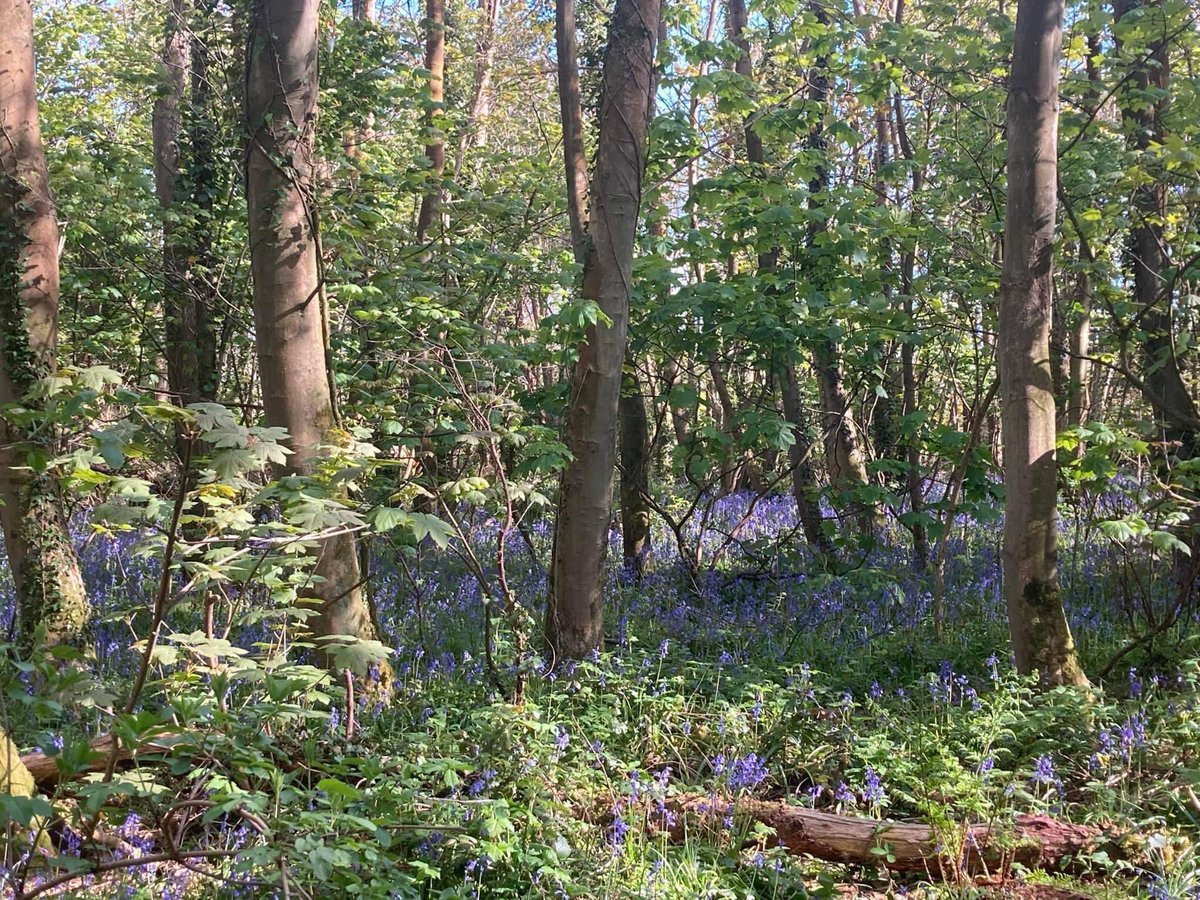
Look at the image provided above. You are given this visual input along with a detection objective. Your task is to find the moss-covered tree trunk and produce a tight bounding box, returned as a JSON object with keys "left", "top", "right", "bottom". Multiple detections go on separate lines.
{"left": 0, "top": 0, "right": 90, "bottom": 653}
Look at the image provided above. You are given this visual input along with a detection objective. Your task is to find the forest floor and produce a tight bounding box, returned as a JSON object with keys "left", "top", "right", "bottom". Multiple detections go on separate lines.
{"left": 2, "top": 492, "right": 1198, "bottom": 899}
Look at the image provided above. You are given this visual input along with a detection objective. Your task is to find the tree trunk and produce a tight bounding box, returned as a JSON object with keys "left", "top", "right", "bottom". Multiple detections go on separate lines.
{"left": 156, "top": 0, "right": 217, "bottom": 415}
{"left": 1067, "top": 258, "right": 1092, "bottom": 433}
{"left": 246, "top": 0, "right": 386, "bottom": 676}
{"left": 1063, "top": 33, "right": 1099, "bottom": 443}
{"left": 673, "top": 798, "right": 1102, "bottom": 877}
{"left": 555, "top": 0, "right": 590, "bottom": 264}
{"left": 415, "top": 0, "right": 446, "bottom": 245}
{"left": 546, "top": 0, "right": 661, "bottom": 660}
{"left": 998, "top": 0, "right": 1087, "bottom": 687}
{"left": 1113, "top": 0, "right": 1199, "bottom": 454}
{"left": 804, "top": 5, "right": 875, "bottom": 536}
{"left": 0, "top": 0, "right": 90, "bottom": 653}
{"left": 455, "top": 0, "right": 502, "bottom": 174}
{"left": 781, "top": 364, "right": 835, "bottom": 554}
{"left": 727, "top": 0, "right": 829, "bottom": 545}
{"left": 619, "top": 366, "right": 651, "bottom": 580}
{"left": 892, "top": 50, "right": 929, "bottom": 569}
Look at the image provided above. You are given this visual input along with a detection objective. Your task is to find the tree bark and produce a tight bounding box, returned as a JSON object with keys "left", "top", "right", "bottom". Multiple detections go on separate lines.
{"left": 892, "top": 42, "right": 929, "bottom": 568}
{"left": 415, "top": 0, "right": 446, "bottom": 245}
{"left": 1113, "top": 0, "right": 1199, "bottom": 455}
{"left": 0, "top": 0, "right": 90, "bottom": 653}
{"left": 673, "top": 798, "right": 1102, "bottom": 876}
{"left": 555, "top": 0, "right": 590, "bottom": 264}
{"left": 156, "top": 0, "right": 217, "bottom": 414}
{"left": 781, "top": 365, "right": 835, "bottom": 554}
{"left": 804, "top": 5, "right": 875, "bottom": 536}
{"left": 727, "top": 0, "right": 830, "bottom": 547}
{"left": 1062, "top": 33, "right": 1101, "bottom": 443}
{"left": 455, "top": 0, "right": 502, "bottom": 174}
{"left": 546, "top": 0, "right": 661, "bottom": 660}
{"left": 619, "top": 367, "right": 651, "bottom": 580}
{"left": 998, "top": 0, "right": 1087, "bottom": 687}
{"left": 246, "top": 0, "right": 386, "bottom": 676}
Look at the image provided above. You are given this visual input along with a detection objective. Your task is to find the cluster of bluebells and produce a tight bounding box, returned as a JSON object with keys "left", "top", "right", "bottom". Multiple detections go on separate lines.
{"left": 710, "top": 752, "right": 769, "bottom": 792}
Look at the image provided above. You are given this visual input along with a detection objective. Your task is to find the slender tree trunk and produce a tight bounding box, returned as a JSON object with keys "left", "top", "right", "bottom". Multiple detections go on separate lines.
{"left": 555, "top": 0, "right": 590, "bottom": 264}
{"left": 155, "top": 0, "right": 214, "bottom": 413}
{"left": 546, "top": 0, "right": 661, "bottom": 660}
{"left": 620, "top": 367, "right": 652, "bottom": 579}
{"left": 0, "top": 0, "right": 90, "bottom": 652}
{"left": 892, "top": 39, "right": 929, "bottom": 568}
{"left": 1113, "top": 0, "right": 1199, "bottom": 454}
{"left": 727, "top": 0, "right": 830, "bottom": 545}
{"left": 1062, "top": 35, "right": 1099, "bottom": 445}
{"left": 185, "top": 0, "right": 220, "bottom": 401}
{"left": 455, "top": 0, "right": 502, "bottom": 174}
{"left": 805, "top": 5, "right": 874, "bottom": 535}
{"left": 781, "top": 365, "right": 835, "bottom": 554}
{"left": 246, "top": 0, "right": 387, "bottom": 676}
{"left": 998, "top": 0, "right": 1087, "bottom": 687}
{"left": 1067, "top": 256, "right": 1092, "bottom": 433}
{"left": 415, "top": 0, "right": 446, "bottom": 244}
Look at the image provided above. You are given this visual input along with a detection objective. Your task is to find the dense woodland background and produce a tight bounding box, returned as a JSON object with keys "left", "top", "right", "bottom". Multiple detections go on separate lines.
{"left": 0, "top": 0, "right": 1199, "bottom": 896}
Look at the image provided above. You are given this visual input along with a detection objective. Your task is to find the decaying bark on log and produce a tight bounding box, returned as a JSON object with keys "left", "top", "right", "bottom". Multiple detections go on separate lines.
{"left": 676, "top": 797, "right": 1102, "bottom": 875}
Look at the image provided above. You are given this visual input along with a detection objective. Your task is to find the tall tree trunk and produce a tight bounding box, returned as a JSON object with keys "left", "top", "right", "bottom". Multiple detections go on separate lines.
{"left": 1063, "top": 34, "right": 1100, "bottom": 444}
{"left": 345, "top": 0, "right": 378, "bottom": 162}
{"left": 727, "top": 0, "right": 829, "bottom": 547}
{"left": 455, "top": 0, "right": 502, "bottom": 174}
{"left": 185, "top": 0, "right": 220, "bottom": 401}
{"left": 1067, "top": 252, "right": 1092, "bottom": 433}
{"left": 998, "top": 0, "right": 1086, "bottom": 687}
{"left": 155, "top": 0, "right": 216, "bottom": 414}
{"left": 246, "top": 0, "right": 386, "bottom": 676}
{"left": 546, "top": 0, "right": 661, "bottom": 660}
{"left": 1113, "top": 0, "right": 1200, "bottom": 578}
{"left": 415, "top": 0, "right": 446, "bottom": 244}
{"left": 891, "top": 15, "right": 929, "bottom": 568}
{"left": 555, "top": 0, "right": 590, "bottom": 264}
{"left": 805, "top": 4, "right": 875, "bottom": 536}
{"left": 781, "top": 365, "right": 835, "bottom": 554}
{"left": 0, "top": 0, "right": 90, "bottom": 652}
{"left": 1113, "top": 0, "right": 1199, "bottom": 454}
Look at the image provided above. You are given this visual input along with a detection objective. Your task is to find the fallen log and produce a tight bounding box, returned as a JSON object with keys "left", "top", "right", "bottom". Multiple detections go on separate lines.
{"left": 675, "top": 797, "right": 1104, "bottom": 876}
{"left": 20, "top": 734, "right": 180, "bottom": 790}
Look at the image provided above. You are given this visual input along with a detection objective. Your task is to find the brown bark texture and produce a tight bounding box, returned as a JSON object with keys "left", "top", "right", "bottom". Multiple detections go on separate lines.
{"left": 726, "top": 0, "right": 829, "bottom": 550}
{"left": 416, "top": 0, "right": 446, "bottom": 244}
{"left": 674, "top": 798, "right": 1102, "bottom": 876}
{"left": 998, "top": 0, "right": 1086, "bottom": 686}
{"left": 555, "top": 0, "right": 590, "bottom": 265}
{"left": 546, "top": 0, "right": 661, "bottom": 660}
{"left": 803, "top": 6, "right": 875, "bottom": 534}
{"left": 1113, "top": 0, "right": 1199, "bottom": 452}
{"left": 155, "top": 0, "right": 215, "bottom": 411}
{"left": 0, "top": 0, "right": 90, "bottom": 652}
{"left": 245, "top": 0, "right": 385, "bottom": 671}
{"left": 455, "top": 0, "right": 501, "bottom": 172}
{"left": 619, "top": 366, "right": 651, "bottom": 579}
